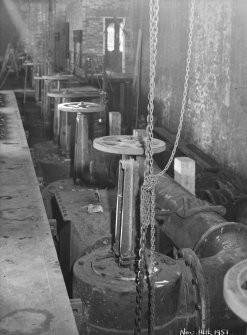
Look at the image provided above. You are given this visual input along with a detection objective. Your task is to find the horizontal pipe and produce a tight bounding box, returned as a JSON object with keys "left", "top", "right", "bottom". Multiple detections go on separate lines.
{"left": 90, "top": 154, "right": 247, "bottom": 255}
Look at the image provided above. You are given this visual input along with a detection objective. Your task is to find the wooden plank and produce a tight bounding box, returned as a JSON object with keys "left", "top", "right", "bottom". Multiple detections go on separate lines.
{"left": 0, "top": 91, "right": 79, "bottom": 335}
{"left": 174, "top": 157, "right": 196, "bottom": 194}
{"left": 109, "top": 111, "right": 121, "bottom": 135}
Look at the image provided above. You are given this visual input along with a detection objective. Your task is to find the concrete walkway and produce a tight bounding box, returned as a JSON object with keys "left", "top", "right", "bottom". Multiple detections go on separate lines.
{"left": 0, "top": 91, "right": 79, "bottom": 335}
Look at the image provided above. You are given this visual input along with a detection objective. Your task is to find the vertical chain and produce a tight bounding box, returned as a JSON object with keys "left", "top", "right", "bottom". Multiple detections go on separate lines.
{"left": 144, "top": 1, "right": 160, "bottom": 334}
{"left": 134, "top": 225, "right": 146, "bottom": 335}
{"left": 135, "top": 0, "right": 196, "bottom": 334}
{"left": 135, "top": 1, "right": 160, "bottom": 334}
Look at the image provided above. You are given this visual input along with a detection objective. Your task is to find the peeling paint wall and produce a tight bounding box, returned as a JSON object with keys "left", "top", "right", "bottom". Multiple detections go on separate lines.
{"left": 188, "top": 1, "right": 232, "bottom": 155}
{"left": 0, "top": 0, "right": 56, "bottom": 71}
{"left": 134, "top": 0, "right": 247, "bottom": 181}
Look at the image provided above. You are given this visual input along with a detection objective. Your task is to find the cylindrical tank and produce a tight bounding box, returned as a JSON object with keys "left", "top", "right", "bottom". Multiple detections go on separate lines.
{"left": 59, "top": 105, "right": 77, "bottom": 158}
{"left": 73, "top": 246, "right": 205, "bottom": 334}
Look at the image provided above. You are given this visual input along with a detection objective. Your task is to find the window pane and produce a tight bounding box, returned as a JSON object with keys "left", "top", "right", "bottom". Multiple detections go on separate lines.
{"left": 107, "top": 23, "right": 115, "bottom": 52}
{"left": 119, "top": 22, "right": 124, "bottom": 52}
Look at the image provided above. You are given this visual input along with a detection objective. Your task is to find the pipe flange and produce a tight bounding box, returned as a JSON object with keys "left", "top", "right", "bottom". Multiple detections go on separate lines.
{"left": 58, "top": 101, "right": 105, "bottom": 114}
{"left": 193, "top": 222, "right": 247, "bottom": 258}
{"left": 179, "top": 248, "right": 210, "bottom": 330}
{"left": 223, "top": 259, "right": 247, "bottom": 323}
{"left": 93, "top": 135, "right": 166, "bottom": 156}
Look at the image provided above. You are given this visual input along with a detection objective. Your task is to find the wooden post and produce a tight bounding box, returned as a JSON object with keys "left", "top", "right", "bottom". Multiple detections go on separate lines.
{"left": 174, "top": 157, "right": 196, "bottom": 195}
{"left": 119, "top": 83, "right": 125, "bottom": 114}
{"left": 23, "top": 65, "right": 28, "bottom": 104}
{"left": 42, "top": 79, "right": 50, "bottom": 135}
{"left": 133, "top": 129, "right": 146, "bottom": 138}
{"left": 109, "top": 111, "right": 121, "bottom": 135}
{"left": 35, "top": 79, "right": 40, "bottom": 102}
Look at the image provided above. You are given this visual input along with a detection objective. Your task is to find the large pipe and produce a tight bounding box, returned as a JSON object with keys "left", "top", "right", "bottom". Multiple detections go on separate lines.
{"left": 153, "top": 170, "right": 247, "bottom": 257}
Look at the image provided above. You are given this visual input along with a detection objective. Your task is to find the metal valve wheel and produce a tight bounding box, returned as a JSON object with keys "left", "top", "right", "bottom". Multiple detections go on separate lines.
{"left": 223, "top": 259, "right": 247, "bottom": 323}
{"left": 93, "top": 135, "right": 166, "bottom": 156}
{"left": 58, "top": 101, "right": 104, "bottom": 114}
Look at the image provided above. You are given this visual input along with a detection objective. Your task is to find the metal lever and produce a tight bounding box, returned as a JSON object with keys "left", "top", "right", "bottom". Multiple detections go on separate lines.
{"left": 113, "top": 158, "right": 139, "bottom": 266}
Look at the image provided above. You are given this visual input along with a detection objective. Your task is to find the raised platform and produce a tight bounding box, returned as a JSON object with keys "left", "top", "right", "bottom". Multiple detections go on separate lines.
{"left": 0, "top": 91, "right": 79, "bottom": 335}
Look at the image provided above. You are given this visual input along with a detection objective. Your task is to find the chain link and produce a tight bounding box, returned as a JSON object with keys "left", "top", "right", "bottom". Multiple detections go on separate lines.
{"left": 135, "top": 1, "right": 160, "bottom": 334}
{"left": 135, "top": 0, "right": 196, "bottom": 334}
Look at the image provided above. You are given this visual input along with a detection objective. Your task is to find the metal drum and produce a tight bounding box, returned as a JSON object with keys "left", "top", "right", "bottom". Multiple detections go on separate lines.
{"left": 57, "top": 102, "right": 105, "bottom": 179}
{"left": 48, "top": 86, "right": 105, "bottom": 143}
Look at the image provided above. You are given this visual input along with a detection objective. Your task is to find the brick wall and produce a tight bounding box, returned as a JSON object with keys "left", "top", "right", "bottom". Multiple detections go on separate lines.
{"left": 66, "top": 0, "right": 133, "bottom": 75}
{"left": 20, "top": 0, "right": 56, "bottom": 74}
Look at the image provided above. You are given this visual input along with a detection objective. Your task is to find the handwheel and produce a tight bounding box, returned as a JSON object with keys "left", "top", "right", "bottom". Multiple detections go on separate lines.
{"left": 93, "top": 135, "right": 166, "bottom": 156}
{"left": 58, "top": 101, "right": 104, "bottom": 114}
{"left": 223, "top": 259, "right": 247, "bottom": 323}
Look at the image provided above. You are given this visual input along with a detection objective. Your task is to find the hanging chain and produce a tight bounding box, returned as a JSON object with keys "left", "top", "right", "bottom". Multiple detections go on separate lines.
{"left": 156, "top": 0, "right": 195, "bottom": 178}
{"left": 135, "top": 0, "right": 196, "bottom": 334}
{"left": 135, "top": 1, "right": 159, "bottom": 334}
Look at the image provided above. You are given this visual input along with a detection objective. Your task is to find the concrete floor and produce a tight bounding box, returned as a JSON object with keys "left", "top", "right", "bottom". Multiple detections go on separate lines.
{"left": 0, "top": 91, "right": 79, "bottom": 335}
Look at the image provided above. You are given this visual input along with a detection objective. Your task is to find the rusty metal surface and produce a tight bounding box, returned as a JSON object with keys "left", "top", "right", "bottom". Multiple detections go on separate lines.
{"left": 73, "top": 246, "right": 202, "bottom": 334}
{"left": 202, "top": 248, "right": 247, "bottom": 330}
{"left": 51, "top": 180, "right": 117, "bottom": 255}
{"left": 41, "top": 148, "right": 247, "bottom": 332}
{"left": 43, "top": 179, "right": 117, "bottom": 296}
{"left": 154, "top": 171, "right": 227, "bottom": 250}
{"left": 178, "top": 248, "right": 210, "bottom": 330}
